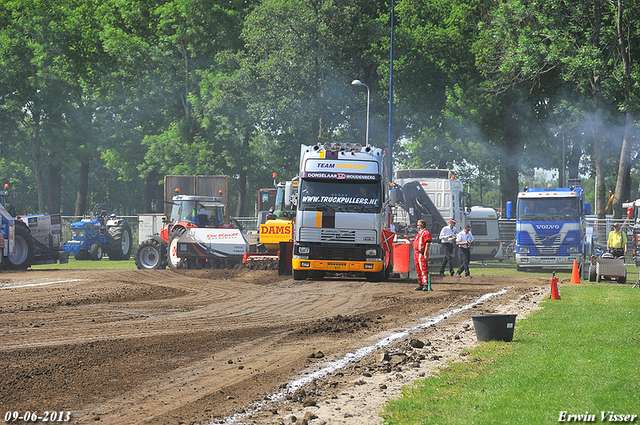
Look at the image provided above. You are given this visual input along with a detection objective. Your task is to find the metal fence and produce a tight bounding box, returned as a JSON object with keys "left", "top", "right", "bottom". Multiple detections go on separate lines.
{"left": 60, "top": 215, "right": 631, "bottom": 260}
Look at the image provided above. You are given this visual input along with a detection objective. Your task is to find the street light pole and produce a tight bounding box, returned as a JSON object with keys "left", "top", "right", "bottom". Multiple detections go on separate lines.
{"left": 351, "top": 79, "right": 370, "bottom": 147}
{"left": 388, "top": 0, "right": 394, "bottom": 180}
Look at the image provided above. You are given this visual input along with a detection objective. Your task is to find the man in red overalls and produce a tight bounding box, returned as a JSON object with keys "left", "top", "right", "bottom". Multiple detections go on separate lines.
{"left": 413, "top": 219, "right": 432, "bottom": 291}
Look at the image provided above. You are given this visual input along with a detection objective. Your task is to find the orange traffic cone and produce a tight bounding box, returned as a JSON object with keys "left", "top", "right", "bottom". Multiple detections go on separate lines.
{"left": 550, "top": 273, "right": 561, "bottom": 300}
{"left": 570, "top": 259, "right": 580, "bottom": 284}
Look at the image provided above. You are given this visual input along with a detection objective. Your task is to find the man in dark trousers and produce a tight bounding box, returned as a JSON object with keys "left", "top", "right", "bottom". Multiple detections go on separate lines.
{"left": 455, "top": 224, "right": 474, "bottom": 278}
{"left": 438, "top": 219, "right": 457, "bottom": 277}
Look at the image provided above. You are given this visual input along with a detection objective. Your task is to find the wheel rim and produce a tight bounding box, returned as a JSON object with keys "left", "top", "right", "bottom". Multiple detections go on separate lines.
{"left": 139, "top": 246, "right": 159, "bottom": 268}
{"left": 97, "top": 246, "right": 102, "bottom": 259}
{"left": 10, "top": 236, "right": 28, "bottom": 265}
{"left": 121, "top": 231, "right": 130, "bottom": 254}
{"left": 168, "top": 238, "right": 180, "bottom": 268}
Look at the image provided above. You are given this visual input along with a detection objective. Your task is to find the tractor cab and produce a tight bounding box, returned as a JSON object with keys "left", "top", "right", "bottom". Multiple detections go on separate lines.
{"left": 0, "top": 185, "right": 17, "bottom": 217}
{"left": 169, "top": 195, "right": 226, "bottom": 228}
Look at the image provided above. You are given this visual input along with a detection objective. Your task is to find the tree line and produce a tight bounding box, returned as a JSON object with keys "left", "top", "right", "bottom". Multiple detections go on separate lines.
{"left": 0, "top": 0, "right": 638, "bottom": 219}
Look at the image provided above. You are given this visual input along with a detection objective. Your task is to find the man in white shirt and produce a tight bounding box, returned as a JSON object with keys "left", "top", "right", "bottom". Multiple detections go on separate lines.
{"left": 455, "top": 224, "right": 474, "bottom": 278}
{"left": 438, "top": 219, "right": 457, "bottom": 277}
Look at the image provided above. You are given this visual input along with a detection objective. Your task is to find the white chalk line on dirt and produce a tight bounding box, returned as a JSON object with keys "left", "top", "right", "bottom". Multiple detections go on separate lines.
{"left": 0, "top": 279, "right": 83, "bottom": 289}
{"left": 211, "top": 287, "right": 510, "bottom": 425}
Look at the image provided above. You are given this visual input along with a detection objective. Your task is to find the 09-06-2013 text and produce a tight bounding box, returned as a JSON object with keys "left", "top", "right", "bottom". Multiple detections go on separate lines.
{"left": 4, "top": 411, "right": 71, "bottom": 422}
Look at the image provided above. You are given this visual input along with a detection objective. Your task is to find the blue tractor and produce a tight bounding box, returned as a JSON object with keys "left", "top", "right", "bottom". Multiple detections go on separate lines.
{"left": 63, "top": 203, "right": 133, "bottom": 261}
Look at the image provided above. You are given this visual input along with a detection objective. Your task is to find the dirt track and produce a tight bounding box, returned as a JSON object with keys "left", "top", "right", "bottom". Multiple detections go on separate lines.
{"left": 0, "top": 267, "right": 547, "bottom": 424}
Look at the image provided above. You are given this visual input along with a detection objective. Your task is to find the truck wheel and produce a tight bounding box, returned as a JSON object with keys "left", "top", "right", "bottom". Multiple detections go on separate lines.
{"left": 90, "top": 243, "right": 103, "bottom": 261}
{"left": 292, "top": 268, "right": 307, "bottom": 280}
{"left": 589, "top": 264, "right": 596, "bottom": 282}
{"left": 6, "top": 225, "right": 35, "bottom": 270}
{"left": 168, "top": 227, "right": 185, "bottom": 270}
{"left": 134, "top": 239, "right": 167, "bottom": 270}
{"left": 365, "top": 268, "right": 385, "bottom": 282}
{"left": 106, "top": 221, "right": 133, "bottom": 260}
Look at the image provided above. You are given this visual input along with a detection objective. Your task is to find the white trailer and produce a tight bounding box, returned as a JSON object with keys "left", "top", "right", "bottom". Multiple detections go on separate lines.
{"left": 393, "top": 169, "right": 504, "bottom": 262}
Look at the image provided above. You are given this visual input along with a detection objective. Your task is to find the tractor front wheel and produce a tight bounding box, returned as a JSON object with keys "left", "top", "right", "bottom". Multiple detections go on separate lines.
{"left": 90, "top": 243, "right": 103, "bottom": 261}
{"left": 134, "top": 239, "right": 167, "bottom": 269}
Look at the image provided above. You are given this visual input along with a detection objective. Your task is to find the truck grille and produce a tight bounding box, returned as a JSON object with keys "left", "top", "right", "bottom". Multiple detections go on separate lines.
{"left": 533, "top": 234, "right": 561, "bottom": 244}
{"left": 315, "top": 245, "right": 365, "bottom": 261}
{"left": 537, "top": 246, "right": 559, "bottom": 255}
{"left": 299, "top": 228, "right": 376, "bottom": 244}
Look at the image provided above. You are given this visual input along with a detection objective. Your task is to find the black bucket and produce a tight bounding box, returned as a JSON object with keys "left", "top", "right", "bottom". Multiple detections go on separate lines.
{"left": 471, "top": 314, "right": 517, "bottom": 342}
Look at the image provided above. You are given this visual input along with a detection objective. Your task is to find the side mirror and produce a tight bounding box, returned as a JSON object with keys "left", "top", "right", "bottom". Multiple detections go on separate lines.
{"left": 584, "top": 202, "right": 591, "bottom": 215}
{"left": 389, "top": 188, "right": 396, "bottom": 207}
{"left": 284, "top": 182, "right": 293, "bottom": 208}
{"left": 506, "top": 201, "right": 513, "bottom": 219}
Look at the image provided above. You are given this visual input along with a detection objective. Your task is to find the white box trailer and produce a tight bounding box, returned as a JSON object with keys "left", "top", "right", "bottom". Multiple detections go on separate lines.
{"left": 137, "top": 213, "right": 166, "bottom": 241}
{"left": 394, "top": 169, "right": 504, "bottom": 262}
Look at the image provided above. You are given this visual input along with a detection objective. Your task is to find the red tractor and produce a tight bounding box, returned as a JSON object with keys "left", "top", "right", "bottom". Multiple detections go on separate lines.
{"left": 134, "top": 192, "right": 247, "bottom": 270}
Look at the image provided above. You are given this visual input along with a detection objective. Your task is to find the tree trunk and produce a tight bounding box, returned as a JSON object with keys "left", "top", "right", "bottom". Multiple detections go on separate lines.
{"left": 48, "top": 163, "right": 62, "bottom": 214}
{"left": 612, "top": 0, "right": 633, "bottom": 218}
{"left": 235, "top": 129, "right": 251, "bottom": 217}
{"left": 145, "top": 171, "right": 164, "bottom": 214}
{"left": 499, "top": 113, "right": 520, "bottom": 214}
{"left": 592, "top": 112, "right": 606, "bottom": 219}
{"left": 33, "top": 160, "right": 46, "bottom": 214}
{"left": 613, "top": 112, "right": 634, "bottom": 217}
{"left": 567, "top": 140, "right": 581, "bottom": 181}
{"left": 74, "top": 160, "right": 90, "bottom": 216}
{"left": 235, "top": 170, "right": 247, "bottom": 217}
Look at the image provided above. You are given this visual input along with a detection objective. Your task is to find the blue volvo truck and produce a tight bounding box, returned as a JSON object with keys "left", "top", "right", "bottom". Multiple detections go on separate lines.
{"left": 509, "top": 186, "right": 592, "bottom": 274}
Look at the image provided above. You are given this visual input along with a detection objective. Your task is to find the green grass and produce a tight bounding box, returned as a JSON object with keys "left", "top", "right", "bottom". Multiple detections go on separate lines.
{"left": 32, "top": 258, "right": 137, "bottom": 270}
{"left": 381, "top": 285, "right": 640, "bottom": 424}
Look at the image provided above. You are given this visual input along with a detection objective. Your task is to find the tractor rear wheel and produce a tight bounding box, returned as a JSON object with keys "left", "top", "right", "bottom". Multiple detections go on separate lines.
{"left": 106, "top": 221, "right": 133, "bottom": 260}
{"left": 6, "top": 225, "right": 35, "bottom": 270}
{"left": 168, "top": 227, "right": 186, "bottom": 270}
{"left": 134, "top": 239, "right": 167, "bottom": 269}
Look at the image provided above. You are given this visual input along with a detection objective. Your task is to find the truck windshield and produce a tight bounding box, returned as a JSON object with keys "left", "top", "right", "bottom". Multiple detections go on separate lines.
{"left": 517, "top": 197, "right": 580, "bottom": 221}
{"left": 275, "top": 186, "right": 284, "bottom": 211}
{"left": 299, "top": 180, "right": 381, "bottom": 213}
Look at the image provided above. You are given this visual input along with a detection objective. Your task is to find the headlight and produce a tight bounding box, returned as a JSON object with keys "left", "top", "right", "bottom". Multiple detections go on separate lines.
{"left": 568, "top": 246, "right": 579, "bottom": 253}
{"left": 301, "top": 261, "right": 310, "bottom": 268}
{"left": 298, "top": 246, "right": 310, "bottom": 254}
{"left": 517, "top": 246, "right": 529, "bottom": 254}
{"left": 365, "top": 248, "right": 378, "bottom": 256}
